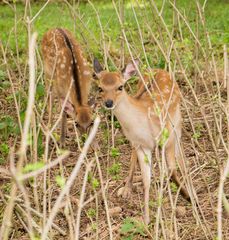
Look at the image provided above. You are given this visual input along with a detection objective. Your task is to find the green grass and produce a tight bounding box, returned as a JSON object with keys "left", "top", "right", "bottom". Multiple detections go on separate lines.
{"left": 0, "top": 0, "right": 228, "bottom": 61}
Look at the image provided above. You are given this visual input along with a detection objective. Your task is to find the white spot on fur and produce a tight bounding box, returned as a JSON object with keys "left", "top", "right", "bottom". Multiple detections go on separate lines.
{"left": 164, "top": 86, "right": 170, "bottom": 93}
{"left": 61, "top": 64, "right": 65, "bottom": 69}
{"left": 83, "top": 70, "right": 90, "bottom": 76}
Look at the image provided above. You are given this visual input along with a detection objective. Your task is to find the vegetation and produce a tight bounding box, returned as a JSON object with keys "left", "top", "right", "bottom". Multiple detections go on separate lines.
{"left": 0, "top": 0, "right": 229, "bottom": 239}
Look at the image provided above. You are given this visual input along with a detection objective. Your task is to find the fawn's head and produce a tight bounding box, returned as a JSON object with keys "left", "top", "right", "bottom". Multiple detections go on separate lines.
{"left": 94, "top": 58, "right": 139, "bottom": 109}
{"left": 61, "top": 99, "right": 93, "bottom": 133}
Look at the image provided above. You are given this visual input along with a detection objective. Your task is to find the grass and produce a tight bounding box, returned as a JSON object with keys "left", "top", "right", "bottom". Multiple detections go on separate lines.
{"left": 0, "top": 1, "right": 228, "bottom": 61}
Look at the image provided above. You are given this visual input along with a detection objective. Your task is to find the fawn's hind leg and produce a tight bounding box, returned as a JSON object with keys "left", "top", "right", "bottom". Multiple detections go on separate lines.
{"left": 165, "top": 140, "right": 190, "bottom": 201}
{"left": 60, "top": 111, "right": 67, "bottom": 148}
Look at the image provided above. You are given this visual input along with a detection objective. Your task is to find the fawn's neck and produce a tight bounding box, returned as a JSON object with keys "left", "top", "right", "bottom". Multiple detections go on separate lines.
{"left": 113, "top": 91, "right": 157, "bottom": 149}
{"left": 113, "top": 92, "right": 144, "bottom": 125}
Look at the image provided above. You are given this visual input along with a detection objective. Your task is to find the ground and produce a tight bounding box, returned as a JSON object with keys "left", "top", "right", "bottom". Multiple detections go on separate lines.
{"left": 0, "top": 0, "right": 229, "bottom": 239}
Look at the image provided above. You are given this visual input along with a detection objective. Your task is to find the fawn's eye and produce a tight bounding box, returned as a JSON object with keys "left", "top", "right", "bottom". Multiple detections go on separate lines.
{"left": 89, "top": 121, "right": 94, "bottom": 127}
{"left": 117, "top": 85, "right": 123, "bottom": 91}
{"left": 98, "top": 87, "right": 103, "bottom": 93}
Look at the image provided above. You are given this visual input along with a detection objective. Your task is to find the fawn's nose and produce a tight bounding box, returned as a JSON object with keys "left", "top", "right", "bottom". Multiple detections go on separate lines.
{"left": 105, "top": 99, "right": 113, "bottom": 108}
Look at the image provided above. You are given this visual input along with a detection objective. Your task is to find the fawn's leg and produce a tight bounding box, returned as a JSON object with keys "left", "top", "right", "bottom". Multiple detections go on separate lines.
{"left": 60, "top": 111, "right": 67, "bottom": 148}
{"left": 121, "top": 148, "right": 137, "bottom": 198}
{"left": 165, "top": 141, "right": 190, "bottom": 201}
{"left": 136, "top": 147, "right": 151, "bottom": 225}
{"left": 45, "top": 77, "right": 54, "bottom": 127}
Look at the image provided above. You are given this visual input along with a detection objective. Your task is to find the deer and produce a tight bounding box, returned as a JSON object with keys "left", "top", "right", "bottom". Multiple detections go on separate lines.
{"left": 41, "top": 28, "right": 93, "bottom": 146}
{"left": 94, "top": 58, "right": 190, "bottom": 224}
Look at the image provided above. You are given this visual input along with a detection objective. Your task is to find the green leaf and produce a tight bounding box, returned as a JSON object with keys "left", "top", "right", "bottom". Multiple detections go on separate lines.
{"left": 121, "top": 219, "right": 135, "bottom": 234}
{"left": 108, "top": 162, "right": 121, "bottom": 177}
{"left": 114, "top": 120, "right": 121, "bottom": 129}
{"left": 20, "top": 111, "right": 26, "bottom": 125}
{"left": 55, "top": 175, "right": 66, "bottom": 189}
{"left": 0, "top": 143, "right": 9, "bottom": 155}
{"left": 0, "top": 81, "right": 10, "bottom": 89}
{"left": 170, "top": 182, "right": 178, "bottom": 193}
{"left": 36, "top": 83, "right": 45, "bottom": 99}
{"left": 81, "top": 133, "right": 88, "bottom": 143}
{"left": 23, "top": 161, "right": 45, "bottom": 173}
{"left": 87, "top": 208, "right": 96, "bottom": 218}
{"left": 53, "top": 132, "right": 60, "bottom": 141}
{"left": 92, "top": 178, "right": 99, "bottom": 189}
{"left": 110, "top": 147, "right": 120, "bottom": 158}
{"left": 158, "top": 128, "right": 169, "bottom": 147}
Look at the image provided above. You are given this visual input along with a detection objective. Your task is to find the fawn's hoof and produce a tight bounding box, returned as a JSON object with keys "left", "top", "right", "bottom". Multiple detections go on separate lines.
{"left": 143, "top": 214, "right": 150, "bottom": 225}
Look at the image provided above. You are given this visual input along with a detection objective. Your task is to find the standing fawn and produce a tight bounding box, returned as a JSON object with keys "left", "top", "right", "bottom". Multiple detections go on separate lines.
{"left": 41, "top": 28, "right": 93, "bottom": 146}
{"left": 94, "top": 59, "right": 190, "bottom": 224}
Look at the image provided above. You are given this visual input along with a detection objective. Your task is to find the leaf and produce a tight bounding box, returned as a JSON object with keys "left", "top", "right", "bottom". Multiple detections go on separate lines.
{"left": 23, "top": 161, "right": 45, "bottom": 173}
{"left": 20, "top": 111, "right": 26, "bottom": 125}
{"left": 158, "top": 128, "right": 169, "bottom": 147}
{"left": 110, "top": 147, "right": 120, "bottom": 158}
{"left": 92, "top": 178, "right": 99, "bottom": 189}
{"left": 53, "top": 132, "right": 60, "bottom": 141}
{"left": 0, "top": 143, "right": 9, "bottom": 155}
{"left": 55, "top": 175, "right": 66, "bottom": 189}
{"left": 170, "top": 182, "right": 178, "bottom": 193}
{"left": 36, "top": 83, "right": 45, "bottom": 99}
{"left": 87, "top": 208, "right": 96, "bottom": 218}
{"left": 121, "top": 220, "right": 135, "bottom": 234}
{"left": 108, "top": 162, "right": 121, "bottom": 176}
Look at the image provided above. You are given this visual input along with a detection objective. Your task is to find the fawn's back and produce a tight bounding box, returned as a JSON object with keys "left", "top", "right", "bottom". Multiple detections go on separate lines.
{"left": 41, "top": 28, "right": 92, "bottom": 132}
{"left": 136, "top": 69, "right": 180, "bottom": 118}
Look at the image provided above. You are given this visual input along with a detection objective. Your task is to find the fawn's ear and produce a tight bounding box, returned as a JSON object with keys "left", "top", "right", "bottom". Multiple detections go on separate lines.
{"left": 61, "top": 98, "right": 75, "bottom": 116}
{"left": 93, "top": 58, "right": 103, "bottom": 74}
{"left": 122, "top": 59, "right": 140, "bottom": 82}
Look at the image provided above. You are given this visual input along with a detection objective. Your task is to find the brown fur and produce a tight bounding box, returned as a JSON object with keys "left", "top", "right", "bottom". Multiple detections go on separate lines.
{"left": 41, "top": 28, "right": 92, "bottom": 142}
{"left": 97, "top": 66, "right": 190, "bottom": 224}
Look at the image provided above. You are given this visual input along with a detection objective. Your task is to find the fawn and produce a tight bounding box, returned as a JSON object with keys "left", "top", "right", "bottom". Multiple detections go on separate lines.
{"left": 41, "top": 28, "right": 93, "bottom": 146}
{"left": 94, "top": 58, "right": 190, "bottom": 224}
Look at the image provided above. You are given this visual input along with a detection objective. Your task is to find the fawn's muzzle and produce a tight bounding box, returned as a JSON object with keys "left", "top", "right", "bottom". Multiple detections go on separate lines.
{"left": 104, "top": 99, "right": 113, "bottom": 108}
